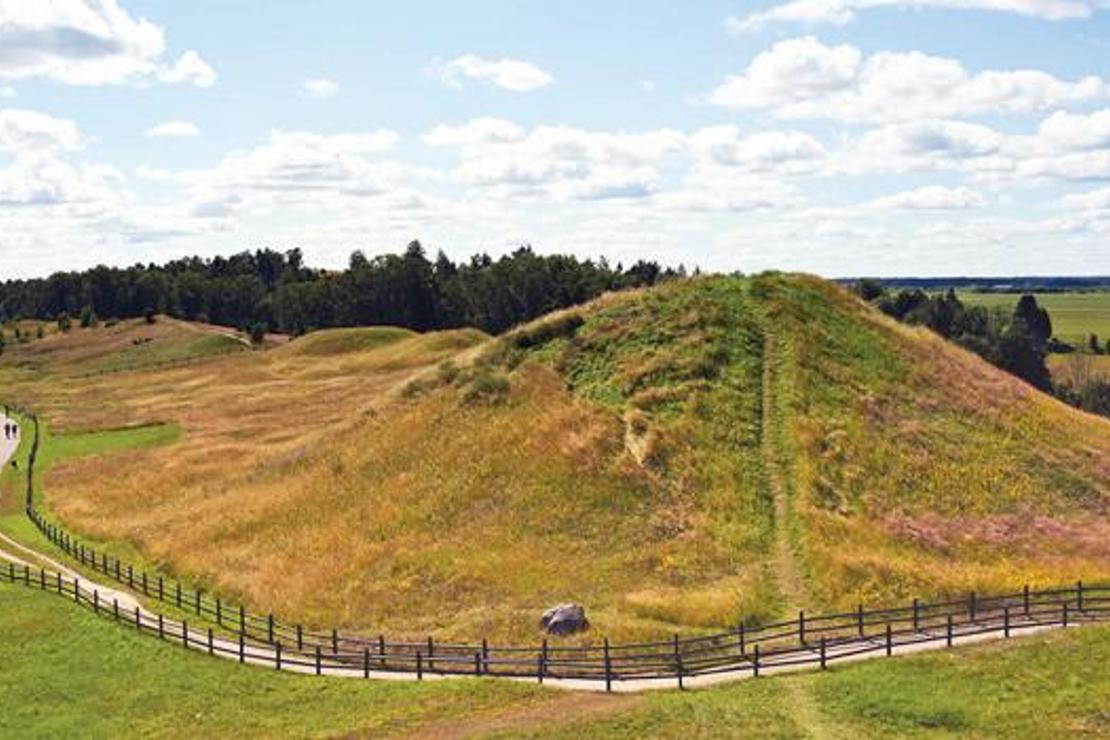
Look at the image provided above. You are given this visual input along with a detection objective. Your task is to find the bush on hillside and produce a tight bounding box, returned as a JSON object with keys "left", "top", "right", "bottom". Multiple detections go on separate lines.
{"left": 463, "top": 370, "right": 510, "bottom": 404}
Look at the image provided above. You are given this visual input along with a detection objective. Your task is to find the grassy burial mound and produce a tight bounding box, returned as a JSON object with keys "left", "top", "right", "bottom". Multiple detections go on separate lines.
{"left": 0, "top": 274, "right": 1107, "bottom": 646}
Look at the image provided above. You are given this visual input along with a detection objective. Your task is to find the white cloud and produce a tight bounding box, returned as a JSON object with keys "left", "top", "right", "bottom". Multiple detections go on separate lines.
{"left": 0, "top": 109, "right": 84, "bottom": 152}
{"left": 708, "top": 37, "right": 1107, "bottom": 123}
{"left": 432, "top": 54, "right": 554, "bottom": 92}
{"left": 1037, "top": 109, "right": 1110, "bottom": 150}
{"left": 691, "top": 126, "right": 827, "bottom": 173}
{"left": 728, "top": 0, "right": 1107, "bottom": 32}
{"left": 0, "top": 87, "right": 14, "bottom": 97}
{"left": 866, "top": 185, "right": 985, "bottom": 210}
{"left": 442, "top": 122, "right": 684, "bottom": 200}
{"left": 0, "top": 0, "right": 215, "bottom": 87}
{"left": 156, "top": 50, "right": 216, "bottom": 87}
{"left": 1060, "top": 186, "right": 1110, "bottom": 210}
{"left": 144, "top": 120, "right": 199, "bottom": 138}
{"left": 300, "top": 78, "right": 339, "bottom": 99}
{"left": 422, "top": 117, "right": 524, "bottom": 148}
{"left": 640, "top": 79, "right": 658, "bottom": 92}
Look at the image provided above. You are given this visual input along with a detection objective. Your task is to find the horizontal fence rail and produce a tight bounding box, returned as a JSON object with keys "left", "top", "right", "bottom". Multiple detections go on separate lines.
{"left": 3, "top": 405, "right": 1109, "bottom": 690}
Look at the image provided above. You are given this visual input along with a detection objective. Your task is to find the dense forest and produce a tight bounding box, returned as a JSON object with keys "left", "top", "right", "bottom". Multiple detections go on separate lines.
{"left": 854, "top": 280, "right": 1110, "bottom": 417}
{"left": 0, "top": 243, "right": 681, "bottom": 337}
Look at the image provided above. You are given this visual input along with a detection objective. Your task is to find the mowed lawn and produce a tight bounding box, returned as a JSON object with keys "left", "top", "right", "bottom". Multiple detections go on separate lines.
{"left": 957, "top": 292, "right": 1110, "bottom": 346}
{"left": 1, "top": 581, "right": 1108, "bottom": 738}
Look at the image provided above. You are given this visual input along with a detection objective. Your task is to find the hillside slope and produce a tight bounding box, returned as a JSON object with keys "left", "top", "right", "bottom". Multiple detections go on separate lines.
{"left": 2, "top": 274, "right": 1107, "bottom": 644}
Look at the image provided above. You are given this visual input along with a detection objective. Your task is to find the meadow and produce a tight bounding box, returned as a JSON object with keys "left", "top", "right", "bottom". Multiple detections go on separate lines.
{"left": 0, "top": 274, "right": 1105, "bottom": 650}
{"left": 1, "top": 580, "right": 1107, "bottom": 738}
{"left": 956, "top": 291, "right": 1110, "bottom": 346}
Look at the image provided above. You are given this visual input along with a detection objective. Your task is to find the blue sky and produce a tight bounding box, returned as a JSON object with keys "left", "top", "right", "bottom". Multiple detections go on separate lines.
{"left": 2, "top": 1, "right": 1110, "bottom": 279}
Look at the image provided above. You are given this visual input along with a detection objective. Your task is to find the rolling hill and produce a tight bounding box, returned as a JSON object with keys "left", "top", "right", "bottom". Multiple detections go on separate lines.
{"left": 1, "top": 273, "right": 1106, "bottom": 645}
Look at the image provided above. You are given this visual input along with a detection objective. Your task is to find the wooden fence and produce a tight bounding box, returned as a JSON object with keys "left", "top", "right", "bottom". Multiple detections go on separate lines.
{"left": 4, "top": 406, "right": 1109, "bottom": 689}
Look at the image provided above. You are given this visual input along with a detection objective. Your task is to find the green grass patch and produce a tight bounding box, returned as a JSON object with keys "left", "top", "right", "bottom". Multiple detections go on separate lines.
{"left": 506, "top": 625, "right": 1110, "bottom": 738}
{"left": 957, "top": 291, "right": 1110, "bottom": 347}
{"left": 80, "top": 333, "right": 246, "bottom": 375}
{"left": 0, "top": 582, "right": 551, "bottom": 739}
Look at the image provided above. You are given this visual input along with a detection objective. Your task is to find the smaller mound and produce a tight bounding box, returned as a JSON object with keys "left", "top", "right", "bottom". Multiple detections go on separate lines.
{"left": 285, "top": 327, "right": 416, "bottom": 357}
{"left": 2, "top": 317, "right": 247, "bottom": 377}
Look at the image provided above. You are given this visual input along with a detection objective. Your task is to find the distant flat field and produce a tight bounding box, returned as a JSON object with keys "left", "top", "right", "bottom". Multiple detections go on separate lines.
{"left": 957, "top": 292, "right": 1110, "bottom": 345}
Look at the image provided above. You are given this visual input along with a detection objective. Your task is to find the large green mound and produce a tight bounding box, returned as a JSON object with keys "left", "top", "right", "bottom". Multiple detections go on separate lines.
{"left": 15, "top": 273, "right": 1109, "bottom": 644}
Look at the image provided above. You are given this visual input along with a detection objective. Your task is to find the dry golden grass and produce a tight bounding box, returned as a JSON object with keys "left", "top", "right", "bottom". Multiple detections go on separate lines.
{"left": 1, "top": 275, "right": 1107, "bottom": 646}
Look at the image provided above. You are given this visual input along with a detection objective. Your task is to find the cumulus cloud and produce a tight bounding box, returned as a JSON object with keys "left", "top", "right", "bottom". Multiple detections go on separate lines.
{"left": 691, "top": 126, "right": 828, "bottom": 173}
{"left": 431, "top": 54, "right": 554, "bottom": 92}
{"left": 0, "top": 0, "right": 215, "bottom": 86}
{"left": 866, "top": 185, "right": 985, "bottom": 210}
{"left": 708, "top": 37, "right": 1106, "bottom": 123}
{"left": 145, "top": 120, "right": 199, "bottom": 138}
{"left": 300, "top": 78, "right": 339, "bottom": 99}
{"left": 728, "top": 0, "right": 1107, "bottom": 32}
{"left": 1060, "top": 186, "right": 1110, "bottom": 210}
{"left": 422, "top": 117, "right": 524, "bottom": 148}
{"left": 0, "top": 109, "right": 84, "bottom": 152}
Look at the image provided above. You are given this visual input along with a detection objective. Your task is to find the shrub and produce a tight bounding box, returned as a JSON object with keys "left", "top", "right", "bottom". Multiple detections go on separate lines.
{"left": 56, "top": 313, "right": 71, "bottom": 332}
{"left": 510, "top": 312, "right": 584, "bottom": 350}
{"left": 437, "top": 361, "right": 460, "bottom": 385}
{"left": 463, "top": 371, "right": 510, "bottom": 404}
{"left": 249, "top": 323, "right": 267, "bottom": 346}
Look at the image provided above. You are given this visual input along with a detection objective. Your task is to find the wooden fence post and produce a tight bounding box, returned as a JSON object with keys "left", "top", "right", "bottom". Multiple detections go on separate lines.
{"left": 885, "top": 622, "right": 892, "bottom": 656}
{"left": 912, "top": 598, "right": 920, "bottom": 632}
{"left": 141, "top": 572, "right": 148, "bottom": 595}
{"left": 1077, "top": 581, "right": 1084, "bottom": 612}
{"left": 216, "top": 598, "right": 222, "bottom": 626}
{"left": 820, "top": 637, "right": 827, "bottom": 670}
{"left": 474, "top": 651, "right": 482, "bottom": 676}
{"left": 127, "top": 565, "right": 133, "bottom": 589}
{"left": 416, "top": 651, "right": 423, "bottom": 681}
{"left": 739, "top": 623, "right": 746, "bottom": 656}
{"left": 539, "top": 639, "right": 548, "bottom": 684}
{"left": 364, "top": 648, "right": 371, "bottom": 678}
{"left": 857, "top": 603, "right": 864, "bottom": 638}
{"left": 1023, "top": 584, "right": 1030, "bottom": 616}
{"left": 297, "top": 625, "right": 303, "bottom": 651}
{"left": 673, "top": 633, "right": 684, "bottom": 690}
{"left": 208, "top": 628, "right": 214, "bottom": 655}
{"left": 239, "top": 632, "right": 245, "bottom": 664}
{"left": 176, "top": 581, "right": 182, "bottom": 609}
{"left": 194, "top": 589, "right": 201, "bottom": 616}
{"left": 1063, "top": 601, "right": 1069, "bottom": 628}
{"left": 946, "top": 613, "right": 953, "bottom": 647}
{"left": 158, "top": 614, "right": 164, "bottom": 639}
{"left": 158, "top": 576, "right": 164, "bottom": 602}
{"left": 93, "top": 589, "right": 99, "bottom": 614}
{"left": 275, "top": 641, "right": 282, "bottom": 670}
{"left": 799, "top": 610, "right": 806, "bottom": 645}
{"left": 240, "top": 605, "right": 246, "bottom": 636}
{"left": 969, "top": 591, "right": 977, "bottom": 624}
{"left": 753, "top": 644, "right": 760, "bottom": 677}
{"left": 268, "top": 613, "right": 274, "bottom": 644}
{"left": 427, "top": 636, "right": 435, "bottom": 673}
{"left": 183, "top": 619, "right": 189, "bottom": 648}
{"left": 1004, "top": 606, "right": 1010, "bottom": 638}
{"left": 603, "top": 638, "right": 612, "bottom": 692}
{"left": 315, "top": 645, "right": 322, "bottom": 675}
{"left": 113, "top": 598, "right": 119, "bottom": 621}
{"left": 332, "top": 628, "right": 339, "bottom": 655}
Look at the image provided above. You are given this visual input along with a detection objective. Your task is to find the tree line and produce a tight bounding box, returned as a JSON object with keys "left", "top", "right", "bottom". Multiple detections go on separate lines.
{"left": 854, "top": 280, "right": 1110, "bottom": 417}
{"left": 0, "top": 243, "right": 684, "bottom": 340}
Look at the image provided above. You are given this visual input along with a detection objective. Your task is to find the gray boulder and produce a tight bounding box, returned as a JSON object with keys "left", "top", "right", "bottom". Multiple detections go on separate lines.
{"left": 540, "top": 603, "right": 589, "bottom": 635}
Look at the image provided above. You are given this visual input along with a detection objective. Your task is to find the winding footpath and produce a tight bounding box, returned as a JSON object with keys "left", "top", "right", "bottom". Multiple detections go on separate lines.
{"left": 0, "top": 412, "right": 1105, "bottom": 694}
